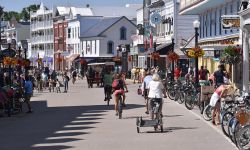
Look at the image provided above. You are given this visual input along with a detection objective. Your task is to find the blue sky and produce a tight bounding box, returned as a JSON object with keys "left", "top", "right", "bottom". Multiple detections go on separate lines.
{"left": 0, "top": 0, "right": 143, "bottom": 12}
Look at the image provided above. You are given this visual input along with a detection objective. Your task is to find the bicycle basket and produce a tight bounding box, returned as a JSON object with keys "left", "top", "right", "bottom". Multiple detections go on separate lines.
{"left": 236, "top": 109, "right": 250, "bottom": 126}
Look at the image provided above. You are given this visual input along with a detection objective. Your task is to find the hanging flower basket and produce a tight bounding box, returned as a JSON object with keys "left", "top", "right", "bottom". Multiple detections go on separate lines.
{"left": 80, "top": 59, "right": 87, "bottom": 65}
{"left": 36, "top": 58, "right": 43, "bottom": 64}
{"left": 167, "top": 52, "right": 180, "bottom": 62}
{"left": 128, "top": 55, "right": 132, "bottom": 62}
{"left": 151, "top": 53, "right": 160, "bottom": 61}
{"left": 23, "top": 59, "right": 30, "bottom": 67}
{"left": 220, "top": 46, "right": 241, "bottom": 65}
{"left": 3, "top": 57, "right": 13, "bottom": 65}
{"left": 186, "top": 47, "right": 205, "bottom": 58}
{"left": 56, "top": 57, "right": 63, "bottom": 63}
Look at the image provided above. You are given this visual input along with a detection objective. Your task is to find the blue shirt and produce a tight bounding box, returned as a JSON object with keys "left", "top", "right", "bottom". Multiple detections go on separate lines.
{"left": 25, "top": 81, "right": 33, "bottom": 94}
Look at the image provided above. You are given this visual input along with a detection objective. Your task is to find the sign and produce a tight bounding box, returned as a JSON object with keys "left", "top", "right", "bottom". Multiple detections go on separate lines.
{"left": 221, "top": 15, "right": 240, "bottom": 30}
{"left": 150, "top": 12, "right": 162, "bottom": 25}
{"left": 1, "top": 48, "right": 16, "bottom": 58}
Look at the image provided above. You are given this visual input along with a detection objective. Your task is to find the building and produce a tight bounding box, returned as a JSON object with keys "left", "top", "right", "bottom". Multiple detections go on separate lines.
{"left": 79, "top": 16, "right": 136, "bottom": 71}
{"left": 179, "top": 0, "right": 241, "bottom": 81}
{"left": 30, "top": 3, "right": 54, "bottom": 68}
{"left": 132, "top": 0, "right": 197, "bottom": 75}
{"left": 1, "top": 18, "right": 30, "bottom": 50}
{"left": 53, "top": 6, "right": 70, "bottom": 71}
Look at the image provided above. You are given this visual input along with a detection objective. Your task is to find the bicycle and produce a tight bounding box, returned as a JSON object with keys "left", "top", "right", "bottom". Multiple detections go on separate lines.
{"left": 136, "top": 98, "right": 164, "bottom": 133}
{"left": 117, "top": 90, "right": 128, "bottom": 119}
{"left": 104, "top": 85, "right": 112, "bottom": 106}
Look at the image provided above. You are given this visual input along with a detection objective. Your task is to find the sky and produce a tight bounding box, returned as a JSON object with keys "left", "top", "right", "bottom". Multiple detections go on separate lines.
{"left": 0, "top": 0, "right": 143, "bottom": 12}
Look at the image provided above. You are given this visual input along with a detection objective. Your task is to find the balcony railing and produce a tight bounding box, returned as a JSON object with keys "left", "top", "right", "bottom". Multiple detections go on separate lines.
{"left": 180, "top": 0, "right": 205, "bottom": 11}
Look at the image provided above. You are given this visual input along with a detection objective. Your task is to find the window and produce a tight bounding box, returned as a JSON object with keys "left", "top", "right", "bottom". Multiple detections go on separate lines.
{"left": 210, "top": 12, "right": 212, "bottom": 37}
{"left": 215, "top": 10, "right": 217, "bottom": 36}
{"left": 120, "top": 27, "right": 127, "bottom": 40}
{"left": 203, "top": 14, "right": 205, "bottom": 38}
{"left": 205, "top": 13, "right": 208, "bottom": 37}
{"left": 107, "top": 41, "right": 114, "bottom": 54}
{"left": 225, "top": 6, "right": 227, "bottom": 34}
{"left": 219, "top": 9, "right": 222, "bottom": 35}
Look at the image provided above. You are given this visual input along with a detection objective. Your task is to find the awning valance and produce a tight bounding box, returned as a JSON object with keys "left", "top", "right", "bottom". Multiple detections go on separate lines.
{"left": 65, "top": 54, "right": 80, "bottom": 62}
{"left": 156, "top": 43, "right": 173, "bottom": 55}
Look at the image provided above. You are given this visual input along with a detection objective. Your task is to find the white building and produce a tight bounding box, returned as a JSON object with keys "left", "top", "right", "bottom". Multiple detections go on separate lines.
{"left": 78, "top": 16, "right": 136, "bottom": 71}
{"left": 133, "top": 0, "right": 198, "bottom": 73}
{"left": 1, "top": 18, "right": 30, "bottom": 50}
{"left": 30, "top": 3, "right": 54, "bottom": 68}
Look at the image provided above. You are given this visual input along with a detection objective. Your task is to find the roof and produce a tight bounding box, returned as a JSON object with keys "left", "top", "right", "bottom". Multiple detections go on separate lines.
{"left": 70, "top": 7, "right": 93, "bottom": 17}
{"left": 80, "top": 17, "right": 122, "bottom": 38}
{"left": 91, "top": 6, "right": 138, "bottom": 20}
{"left": 56, "top": 6, "right": 71, "bottom": 16}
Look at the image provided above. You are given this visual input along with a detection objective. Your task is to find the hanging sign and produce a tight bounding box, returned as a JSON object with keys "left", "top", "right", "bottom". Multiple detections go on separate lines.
{"left": 221, "top": 15, "right": 240, "bottom": 30}
{"left": 150, "top": 12, "right": 162, "bottom": 25}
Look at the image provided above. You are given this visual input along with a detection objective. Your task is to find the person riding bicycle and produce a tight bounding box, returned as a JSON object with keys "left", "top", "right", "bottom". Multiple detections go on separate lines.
{"left": 141, "top": 69, "right": 153, "bottom": 114}
{"left": 103, "top": 70, "right": 113, "bottom": 101}
{"left": 112, "top": 73, "right": 128, "bottom": 116}
{"left": 147, "top": 73, "right": 167, "bottom": 119}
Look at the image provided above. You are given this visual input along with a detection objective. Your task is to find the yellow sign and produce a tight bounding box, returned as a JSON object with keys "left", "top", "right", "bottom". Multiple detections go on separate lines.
{"left": 221, "top": 15, "right": 240, "bottom": 30}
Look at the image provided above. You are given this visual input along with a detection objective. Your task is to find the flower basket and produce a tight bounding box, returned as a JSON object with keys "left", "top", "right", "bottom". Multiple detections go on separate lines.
{"left": 151, "top": 53, "right": 160, "bottom": 61}
{"left": 36, "top": 58, "right": 43, "bottom": 64}
{"left": 3, "top": 57, "right": 13, "bottom": 65}
{"left": 220, "top": 46, "right": 241, "bottom": 65}
{"left": 80, "top": 59, "right": 87, "bottom": 65}
{"left": 23, "top": 59, "right": 30, "bottom": 67}
{"left": 167, "top": 52, "right": 179, "bottom": 62}
{"left": 186, "top": 47, "right": 205, "bottom": 58}
{"left": 56, "top": 57, "right": 63, "bottom": 63}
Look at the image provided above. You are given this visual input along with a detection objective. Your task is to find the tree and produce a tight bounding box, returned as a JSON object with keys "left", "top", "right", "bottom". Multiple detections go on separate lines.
{"left": 4, "top": 11, "right": 20, "bottom": 21}
{"left": 20, "top": 4, "right": 40, "bottom": 21}
{"left": 0, "top": 6, "right": 4, "bottom": 20}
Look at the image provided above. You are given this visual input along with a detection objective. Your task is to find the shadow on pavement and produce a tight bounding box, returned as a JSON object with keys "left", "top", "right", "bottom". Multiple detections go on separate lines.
{"left": 165, "top": 126, "right": 198, "bottom": 131}
{"left": 0, "top": 101, "right": 144, "bottom": 150}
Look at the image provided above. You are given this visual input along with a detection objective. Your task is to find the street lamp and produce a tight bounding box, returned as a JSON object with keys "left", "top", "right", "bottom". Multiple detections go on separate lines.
{"left": 57, "top": 50, "right": 62, "bottom": 71}
{"left": 171, "top": 35, "right": 175, "bottom": 80}
{"left": 241, "top": 0, "right": 249, "bottom": 10}
{"left": 193, "top": 20, "right": 200, "bottom": 87}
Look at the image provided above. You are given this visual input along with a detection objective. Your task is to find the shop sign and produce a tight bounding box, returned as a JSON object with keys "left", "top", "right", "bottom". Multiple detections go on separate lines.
{"left": 204, "top": 51, "right": 214, "bottom": 57}
{"left": 150, "top": 12, "right": 162, "bottom": 25}
{"left": 221, "top": 15, "right": 240, "bottom": 30}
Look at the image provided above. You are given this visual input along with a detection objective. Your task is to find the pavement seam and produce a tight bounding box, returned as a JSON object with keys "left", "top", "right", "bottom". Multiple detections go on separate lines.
{"left": 171, "top": 100, "right": 238, "bottom": 150}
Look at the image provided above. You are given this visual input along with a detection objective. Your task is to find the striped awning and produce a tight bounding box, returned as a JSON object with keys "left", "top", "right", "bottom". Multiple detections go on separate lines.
{"left": 65, "top": 54, "right": 80, "bottom": 62}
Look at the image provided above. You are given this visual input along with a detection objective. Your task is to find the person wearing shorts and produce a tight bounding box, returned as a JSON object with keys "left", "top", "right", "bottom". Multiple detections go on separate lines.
{"left": 24, "top": 76, "right": 33, "bottom": 113}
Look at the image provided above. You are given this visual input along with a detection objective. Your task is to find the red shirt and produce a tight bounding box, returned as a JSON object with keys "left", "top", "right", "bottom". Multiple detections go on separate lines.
{"left": 174, "top": 68, "right": 181, "bottom": 78}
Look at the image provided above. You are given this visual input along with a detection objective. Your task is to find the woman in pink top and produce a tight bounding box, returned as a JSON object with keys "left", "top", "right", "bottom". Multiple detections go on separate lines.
{"left": 209, "top": 85, "right": 233, "bottom": 125}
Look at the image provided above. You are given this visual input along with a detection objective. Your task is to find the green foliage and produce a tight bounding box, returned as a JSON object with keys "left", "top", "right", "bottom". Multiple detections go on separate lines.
{"left": 221, "top": 46, "right": 241, "bottom": 65}
{"left": 1, "top": 4, "right": 40, "bottom": 21}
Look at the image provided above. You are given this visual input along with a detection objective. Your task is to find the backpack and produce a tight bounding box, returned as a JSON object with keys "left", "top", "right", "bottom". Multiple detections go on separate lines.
{"left": 112, "top": 79, "right": 122, "bottom": 89}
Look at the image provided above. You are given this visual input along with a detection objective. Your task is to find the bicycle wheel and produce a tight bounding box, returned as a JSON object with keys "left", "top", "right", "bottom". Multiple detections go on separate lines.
{"left": 221, "top": 111, "right": 234, "bottom": 137}
{"left": 236, "top": 124, "right": 250, "bottom": 150}
{"left": 178, "top": 93, "right": 185, "bottom": 104}
{"left": 174, "top": 90, "right": 180, "bottom": 102}
{"left": 118, "top": 96, "right": 123, "bottom": 119}
{"left": 203, "top": 105, "right": 213, "bottom": 121}
{"left": 167, "top": 88, "right": 175, "bottom": 100}
{"left": 185, "top": 94, "right": 194, "bottom": 110}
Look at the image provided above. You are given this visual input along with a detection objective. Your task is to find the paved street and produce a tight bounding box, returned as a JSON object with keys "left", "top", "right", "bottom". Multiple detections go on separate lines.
{"left": 0, "top": 79, "right": 238, "bottom": 150}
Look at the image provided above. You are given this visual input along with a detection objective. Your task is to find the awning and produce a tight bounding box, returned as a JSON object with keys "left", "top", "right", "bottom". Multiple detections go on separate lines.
{"left": 156, "top": 43, "right": 173, "bottom": 55}
{"left": 65, "top": 54, "right": 80, "bottom": 62}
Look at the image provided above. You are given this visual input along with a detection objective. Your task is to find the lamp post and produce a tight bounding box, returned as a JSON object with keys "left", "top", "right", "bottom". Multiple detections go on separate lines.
{"left": 37, "top": 52, "right": 40, "bottom": 69}
{"left": 116, "top": 45, "right": 122, "bottom": 73}
{"left": 242, "top": 0, "right": 249, "bottom": 10}
{"left": 57, "top": 50, "right": 62, "bottom": 71}
{"left": 171, "top": 36, "right": 175, "bottom": 81}
{"left": 23, "top": 43, "right": 28, "bottom": 76}
{"left": 193, "top": 20, "right": 200, "bottom": 87}
{"left": 7, "top": 37, "right": 12, "bottom": 85}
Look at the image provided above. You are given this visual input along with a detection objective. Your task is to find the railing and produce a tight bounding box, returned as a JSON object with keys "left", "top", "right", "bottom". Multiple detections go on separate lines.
{"left": 180, "top": 0, "right": 205, "bottom": 11}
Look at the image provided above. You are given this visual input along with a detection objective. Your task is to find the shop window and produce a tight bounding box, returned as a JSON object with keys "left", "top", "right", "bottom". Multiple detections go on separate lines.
{"left": 68, "top": 28, "right": 71, "bottom": 38}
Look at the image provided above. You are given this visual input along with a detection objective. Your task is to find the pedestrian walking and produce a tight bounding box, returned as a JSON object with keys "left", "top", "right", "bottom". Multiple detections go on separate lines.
{"left": 24, "top": 76, "right": 33, "bottom": 113}
{"left": 213, "top": 64, "right": 225, "bottom": 88}
{"left": 63, "top": 73, "right": 70, "bottom": 93}
{"left": 55, "top": 79, "right": 61, "bottom": 93}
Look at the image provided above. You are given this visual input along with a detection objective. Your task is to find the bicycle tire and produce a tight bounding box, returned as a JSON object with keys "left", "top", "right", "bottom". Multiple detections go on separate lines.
{"left": 203, "top": 105, "right": 213, "bottom": 121}
{"left": 167, "top": 88, "right": 175, "bottom": 100}
{"left": 178, "top": 93, "right": 185, "bottom": 104}
{"left": 236, "top": 124, "right": 250, "bottom": 150}
{"left": 185, "top": 94, "right": 194, "bottom": 110}
{"left": 118, "top": 96, "right": 123, "bottom": 119}
{"left": 221, "top": 111, "right": 234, "bottom": 137}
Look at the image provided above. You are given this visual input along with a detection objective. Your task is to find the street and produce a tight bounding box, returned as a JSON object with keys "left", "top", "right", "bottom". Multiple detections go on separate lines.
{"left": 0, "top": 79, "right": 238, "bottom": 150}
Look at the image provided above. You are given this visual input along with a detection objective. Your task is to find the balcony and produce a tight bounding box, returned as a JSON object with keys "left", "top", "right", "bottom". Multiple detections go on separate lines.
{"left": 179, "top": 0, "right": 228, "bottom": 15}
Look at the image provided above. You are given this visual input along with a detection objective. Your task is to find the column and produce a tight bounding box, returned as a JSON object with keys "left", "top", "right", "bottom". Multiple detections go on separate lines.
{"left": 242, "top": 28, "right": 249, "bottom": 92}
